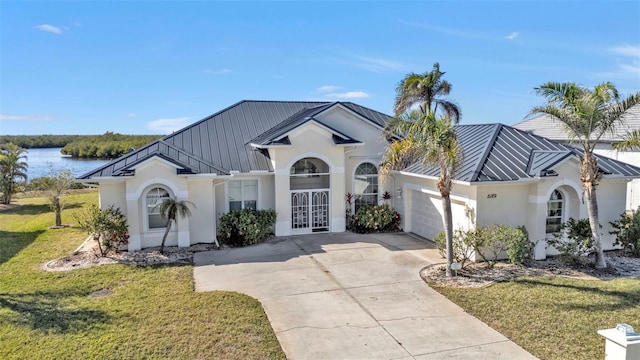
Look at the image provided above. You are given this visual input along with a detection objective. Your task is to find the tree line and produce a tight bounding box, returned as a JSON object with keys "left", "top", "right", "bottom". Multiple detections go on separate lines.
{"left": 0, "top": 132, "right": 163, "bottom": 159}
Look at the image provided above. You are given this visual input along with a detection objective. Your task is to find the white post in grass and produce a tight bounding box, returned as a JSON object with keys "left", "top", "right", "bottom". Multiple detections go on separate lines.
{"left": 598, "top": 324, "right": 640, "bottom": 360}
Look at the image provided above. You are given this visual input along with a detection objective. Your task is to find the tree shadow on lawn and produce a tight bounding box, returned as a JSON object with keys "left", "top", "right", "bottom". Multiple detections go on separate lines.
{"left": 1, "top": 202, "right": 84, "bottom": 216}
{"left": 0, "top": 230, "right": 45, "bottom": 265}
{"left": 514, "top": 278, "right": 640, "bottom": 311}
{"left": 0, "top": 290, "right": 112, "bottom": 334}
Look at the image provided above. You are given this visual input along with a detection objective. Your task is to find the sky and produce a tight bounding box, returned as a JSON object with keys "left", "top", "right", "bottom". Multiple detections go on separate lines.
{"left": 1, "top": 1, "right": 639, "bottom": 135}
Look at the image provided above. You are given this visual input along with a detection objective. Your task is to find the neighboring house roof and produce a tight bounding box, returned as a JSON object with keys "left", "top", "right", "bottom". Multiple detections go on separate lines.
{"left": 404, "top": 123, "right": 640, "bottom": 183}
{"left": 513, "top": 104, "right": 640, "bottom": 142}
{"left": 79, "top": 100, "right": 392, "bottom": 179}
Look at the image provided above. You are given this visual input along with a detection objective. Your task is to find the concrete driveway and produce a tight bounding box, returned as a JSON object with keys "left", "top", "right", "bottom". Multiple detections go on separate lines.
{"left": 194, "top": 233, "right": 536, "bottom": 360}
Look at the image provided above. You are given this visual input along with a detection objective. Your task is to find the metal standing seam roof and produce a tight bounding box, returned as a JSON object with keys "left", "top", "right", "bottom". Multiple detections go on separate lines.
{"left": 513, "top": 104, "right": 640, "bottom": 142}
{"left": 79, "top": 100, "right": 392, "bottom": 179}
{"left": 404, "top": 123, "right": 640, "bottom": 183}
{"left": 77, "top": 139, "right": 231, "bottom": 179}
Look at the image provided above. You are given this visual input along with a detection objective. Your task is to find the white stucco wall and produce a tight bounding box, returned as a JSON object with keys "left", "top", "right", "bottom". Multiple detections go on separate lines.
{"left": 98, "top": 181, "right": 126, "bottom": 213}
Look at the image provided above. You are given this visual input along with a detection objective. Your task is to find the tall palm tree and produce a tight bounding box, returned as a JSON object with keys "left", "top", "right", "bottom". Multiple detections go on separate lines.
{"left": 382, "top": 111, "right": 462, "bottom": 277}
{"left": 531, "top": 82, "right": 640, "bottom": 268}
{"left": 394, "top": 62, "right": 461, "bottom": 122}
{"left": 158, "top": 197, "right": 195, "bottom": 254}
{"left": 0, "top": 143, "right": 28, "bottom": 205}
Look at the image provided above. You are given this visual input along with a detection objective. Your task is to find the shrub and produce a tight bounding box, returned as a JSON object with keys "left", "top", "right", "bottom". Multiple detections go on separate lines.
{"left": 436, "top": 225, "right": 531, "bottom": 268}
{"left": 506, "top": 225, "right": 531, "bottom": 265}
{"left": 218, "top": 209, "right": 277, "bottom": 247}
{"left": 610, "top": 208, "right": 640, "bottom": 257}
{"left": 351, "top": 204, "right": 400, "bottom": 233}
{"left": 75, "top": 204, "right": 129, "bottom": 256}
{"left": 434, "top": 230, "right": 475, "bottom": 269}
{"left": 548, "top": 218, "right": 594, "bottom": 260}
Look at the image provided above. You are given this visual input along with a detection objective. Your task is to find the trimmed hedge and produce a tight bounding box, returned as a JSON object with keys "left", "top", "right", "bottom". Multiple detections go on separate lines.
{"left": 218, "top": 209, "right": 276, "bottom": 247}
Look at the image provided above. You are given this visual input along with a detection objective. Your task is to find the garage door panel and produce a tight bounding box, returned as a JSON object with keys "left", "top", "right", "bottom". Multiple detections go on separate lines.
{"left": 410, "top": 191, "right": 444, "bottom": 241}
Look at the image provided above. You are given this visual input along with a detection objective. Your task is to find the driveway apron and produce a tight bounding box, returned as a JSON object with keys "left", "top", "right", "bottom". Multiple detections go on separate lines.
{"left": 194, "top": 233, "right": 537, "bottom": 360}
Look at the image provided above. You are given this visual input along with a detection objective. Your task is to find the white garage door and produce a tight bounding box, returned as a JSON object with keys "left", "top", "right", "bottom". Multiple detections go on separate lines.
{"left": 410, "top": 190, "right": 444, "bottom": 241}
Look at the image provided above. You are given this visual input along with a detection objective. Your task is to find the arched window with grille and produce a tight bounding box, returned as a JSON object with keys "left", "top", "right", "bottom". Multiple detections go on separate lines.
{"left": 146, "top": 187, "right": 170, "bottom": 229}
{"left": 354, "top": 162, "right": 378, "bottom": 212}
{"left": 546, "top": 189, "right": 564, "bottom": 234}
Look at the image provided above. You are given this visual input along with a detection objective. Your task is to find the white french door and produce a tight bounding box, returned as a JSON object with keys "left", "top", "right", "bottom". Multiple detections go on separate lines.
{"left": 291, "top": 189, "right": 329, "bottom": 234}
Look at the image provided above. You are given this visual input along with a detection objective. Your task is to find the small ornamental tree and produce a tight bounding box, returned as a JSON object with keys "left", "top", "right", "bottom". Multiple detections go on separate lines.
{"left": 41, "top": 166, "right": 76, "bottom": 227}
{"left": 75, "top": 204, "right": 129, "bottom": 256}
{"left": 158, "top": 198, "right": 195, "bottom": 254}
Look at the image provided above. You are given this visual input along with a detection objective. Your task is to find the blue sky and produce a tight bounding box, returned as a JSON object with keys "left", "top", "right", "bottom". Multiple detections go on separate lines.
{"left": 1, "top": 1, "right": 639, "bottom": 135}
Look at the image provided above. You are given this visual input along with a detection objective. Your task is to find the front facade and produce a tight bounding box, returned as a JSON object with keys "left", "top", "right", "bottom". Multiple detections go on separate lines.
{"left": 79, "top": 101, "right": 640, "bottom": 260}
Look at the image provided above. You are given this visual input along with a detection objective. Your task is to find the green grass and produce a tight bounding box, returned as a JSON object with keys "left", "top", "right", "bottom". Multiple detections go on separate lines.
{"left": 0, "top": 192, "right": 285, "bottom": 359}
{"left": 433, "top": 276, "right": 640, "bottom": 360}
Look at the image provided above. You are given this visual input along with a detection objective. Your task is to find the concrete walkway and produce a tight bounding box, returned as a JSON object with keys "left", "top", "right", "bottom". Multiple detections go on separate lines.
{"left": 194, "top": 233, "right": 536, "bottom": 360}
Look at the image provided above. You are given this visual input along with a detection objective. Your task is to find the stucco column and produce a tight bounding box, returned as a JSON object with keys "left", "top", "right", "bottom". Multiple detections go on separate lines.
{"left": 125, "top": 196, "right": 142, "bottom": 251}
{"left": 331, "top": 166, "right": 346, "bottom": 232}
{"left": 529, "top": 195, "right": 548, "bottom": 260}
{"left": 274, "top": 170, "right": 291, "bottom": 236}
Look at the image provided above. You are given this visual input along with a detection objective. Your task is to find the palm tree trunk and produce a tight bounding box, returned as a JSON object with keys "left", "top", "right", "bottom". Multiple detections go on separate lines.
{"left": 55, "top": 209, "right": 62, "bottom": 227}
{"left": 442, "top": 194, "right": 454, "bottom": 277}
{"left": 585, "top": 184, "right": 606, "bottom": 268}
{"left": 160, "top": 221, "right": 172, "bottom": 255}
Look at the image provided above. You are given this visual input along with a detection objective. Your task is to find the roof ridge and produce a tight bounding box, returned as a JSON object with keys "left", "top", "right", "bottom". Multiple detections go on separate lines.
{"left": 469, "top": 123, "right": 503, "bottom": 182}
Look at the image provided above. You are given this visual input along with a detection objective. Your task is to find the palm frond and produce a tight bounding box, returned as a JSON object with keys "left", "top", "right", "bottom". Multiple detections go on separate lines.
{"left": 613, "top": 130, "right": 640, "bottom": 151}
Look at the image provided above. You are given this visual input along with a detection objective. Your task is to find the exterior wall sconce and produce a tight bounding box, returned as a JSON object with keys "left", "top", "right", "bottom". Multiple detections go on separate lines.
{"left": 396, "top": 188, "right": 402, "bottom": 199}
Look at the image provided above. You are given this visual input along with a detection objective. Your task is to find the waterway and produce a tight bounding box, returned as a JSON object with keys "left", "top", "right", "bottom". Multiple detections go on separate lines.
{"left": 25, "top": 148, "right": 110, "bottom": 179}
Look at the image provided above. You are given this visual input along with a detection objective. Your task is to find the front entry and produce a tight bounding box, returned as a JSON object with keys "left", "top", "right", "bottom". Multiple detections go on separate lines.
{"left": 291, "top": 190, "right": 330, "bottom": 233}
{"left": 290, "top": 158, "right": 330, "bottom": 234}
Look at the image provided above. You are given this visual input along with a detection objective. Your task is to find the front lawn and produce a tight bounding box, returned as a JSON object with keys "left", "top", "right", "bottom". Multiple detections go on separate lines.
{"left": 0, "top": 191, "right": 285, "bottom": 359}
{"left": 433, "top": 275, "right": 640, "bottom": 360}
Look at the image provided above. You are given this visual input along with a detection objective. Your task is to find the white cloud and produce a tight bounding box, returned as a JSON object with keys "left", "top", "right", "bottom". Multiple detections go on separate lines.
{"left": 0, "top": 114, "right": 52, "bottom": 122}
{"left": 399, "top": 19, "right": 491, "bottom": 41}
{"left": 204, "top": 68, "right": 232, "bottom": 74}
{"left": 147, "top": 117, "right": 191, "bottom": 133}
{"left": 325, "top": 91, "right": 371, "bottom": 99}
{"left": 316, "top": 85, "right": 342, "bottom": 92}
{"left": 34, "top": 24, "right": 63, "bottom": 35}
{"left": 610, "top": 45, "right": 640, "bottom": 58}
{"left": 505, "top": 32, "right": 519, "bottom": 40}
{"left": 127, "top": 112, "right": 137, "bottom": 118}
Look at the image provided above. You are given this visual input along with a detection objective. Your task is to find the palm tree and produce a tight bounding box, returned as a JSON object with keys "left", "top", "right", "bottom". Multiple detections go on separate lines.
{"left": 0, "top": 143, "right": 28, "bottom": 205}
{"left": 612, "top": 129, "right": 640, "bottom": 151}
{"left": 394, "top": 62, "right": 461, "bottom": 122}
{"left": 382, "top": 111, "right": 462, "bottom": 277}
{"left": 531, "top": 82, "right": 640, "bottom": 268}
{"left": 158, "top": 198, "right": 195, "bottom": 254}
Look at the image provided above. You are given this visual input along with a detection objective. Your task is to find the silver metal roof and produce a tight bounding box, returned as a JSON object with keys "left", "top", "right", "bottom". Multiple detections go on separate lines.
{"left": 80, "top": 100, "right": 390, "bottom": 179}
{"left": 404, "top": 123, "right": 640, "bottom": 182}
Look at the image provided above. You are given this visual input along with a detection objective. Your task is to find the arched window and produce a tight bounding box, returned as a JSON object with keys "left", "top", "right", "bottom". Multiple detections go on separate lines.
{"left": 546, "top": 189, "right": 563, "bottom": 234}
{"left": 146, "top": 187, "right": 170, "bottom": 229}
{"left": 354, "top": 162, "right": 378, "bottom": 211}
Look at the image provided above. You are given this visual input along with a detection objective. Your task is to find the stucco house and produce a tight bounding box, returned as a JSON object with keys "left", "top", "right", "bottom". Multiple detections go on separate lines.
{"left": 514, "top": 105, "right": 640, "bottom": 210}
{"left": 79, "top": 100, "right": 640, "bottom": 260}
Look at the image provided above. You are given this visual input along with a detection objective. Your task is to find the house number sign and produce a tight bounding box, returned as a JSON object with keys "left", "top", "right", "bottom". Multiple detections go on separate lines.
{"left": 487, "top": 193, "right": 497, "bottom": 199}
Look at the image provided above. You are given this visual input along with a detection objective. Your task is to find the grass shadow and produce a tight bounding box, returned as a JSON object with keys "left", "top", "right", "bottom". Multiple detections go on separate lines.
{"left": 0, "top": 230, "right": 45, "bottom": 265}
{"left": 514, "top": 277, "right": 640, "bottom": 311}
{"left": 0, "top": 291, "right": 112, "bottom": 333}
{"left": 2, "top": 203, "right": 51, "bottom": 215}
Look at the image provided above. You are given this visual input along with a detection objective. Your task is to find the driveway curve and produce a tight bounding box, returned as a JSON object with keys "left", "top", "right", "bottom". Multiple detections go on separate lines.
{"left": 194, "top": 233, "right": 536, "bottom": 360}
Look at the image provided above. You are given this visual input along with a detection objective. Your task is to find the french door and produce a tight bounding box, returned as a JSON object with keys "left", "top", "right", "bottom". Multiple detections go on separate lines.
{"left": 291, "top": 189, "right": 329, "bottom": 234}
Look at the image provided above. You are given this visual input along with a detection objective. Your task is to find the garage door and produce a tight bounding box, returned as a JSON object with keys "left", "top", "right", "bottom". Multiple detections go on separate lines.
{"left": 410, "top": 190, "right": 444, "bottom": 241}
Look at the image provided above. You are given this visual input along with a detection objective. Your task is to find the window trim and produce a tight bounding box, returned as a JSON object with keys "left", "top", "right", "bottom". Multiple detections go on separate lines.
{"left": 225, "top": 178, "right": 261, "bottom": 212}
{"left": 143, "top": 186, "right": 172, "bottom": 232}
{"left": 353, "top": 161, "right": 379, "bottom": 212}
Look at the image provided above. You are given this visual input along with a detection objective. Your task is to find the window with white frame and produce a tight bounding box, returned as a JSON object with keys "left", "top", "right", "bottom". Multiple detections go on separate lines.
{"left": 546, "top": 189, "right": 563, "bottom": 234}
{"left": 146, "top": 187, "right": 170, "bottom": 229}
{"left": 229, "top": 180, "right": 258, "bottom": 211}
{"left": 354, "top": 162, "right": 378, "bottom": 211}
